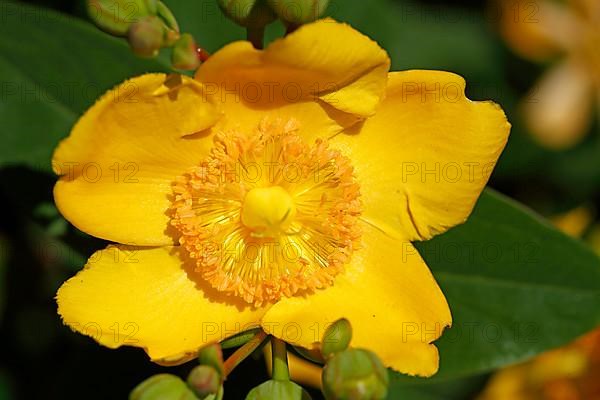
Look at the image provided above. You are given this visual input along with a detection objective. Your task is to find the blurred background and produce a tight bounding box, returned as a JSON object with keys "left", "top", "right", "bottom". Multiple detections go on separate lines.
{"left": 1, "top": 0, "right": 599, "bottom": 398}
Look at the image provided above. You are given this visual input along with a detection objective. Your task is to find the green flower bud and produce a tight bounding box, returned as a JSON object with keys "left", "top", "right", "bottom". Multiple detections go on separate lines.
{"left": 127, "top": 15, "right": 165, "bottom": 57}
{"left": 187, "top": 365, "right": 221, "bottom": 398}
{"left": 130, "top": 374, "right": 197, "bottom": 400}
{"left": 217, "top": 0, "right": 277, "bottom": 28}
{"left": 87, "top": 0, "right": 157, "bottom": 36}
{"left": 171, "top": 33, "right": 201, "bottom": 70}
{"left": 198, "top": 343, "right": 225, "bottom": 377}
{"left": 157, "top": 1, "right": 180, "bottom": 32}
{"left": 266, "top": 0, "right": 330, "bottom": 25}
{"left": 204, "top": 391, "right": 224, "bottom": 400}
{"left": 321, "top": 318, "right": 352, "bottom": 359}
{"left": 322, "top": 349, "right": 389, "bottom": 400}
{"left": 246, "top": 380, "right": 312, "bottom": 400}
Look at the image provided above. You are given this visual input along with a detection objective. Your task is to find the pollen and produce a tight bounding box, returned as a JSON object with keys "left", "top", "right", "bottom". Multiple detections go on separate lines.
{"left": 170, "top": 118, "right": 362, "bottom": 306}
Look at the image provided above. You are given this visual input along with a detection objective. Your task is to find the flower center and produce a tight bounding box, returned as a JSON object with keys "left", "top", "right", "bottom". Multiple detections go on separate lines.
{"left": 241, "top": 186, "right": 296, "bottom": 237}
{"left": 170, "top": 119, "right": 362, "bottom": 306}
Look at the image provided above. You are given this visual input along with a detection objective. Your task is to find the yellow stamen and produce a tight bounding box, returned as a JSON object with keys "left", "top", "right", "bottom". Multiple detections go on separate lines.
{"left": 170, "top": 118, "right": 362, "bottom": 306}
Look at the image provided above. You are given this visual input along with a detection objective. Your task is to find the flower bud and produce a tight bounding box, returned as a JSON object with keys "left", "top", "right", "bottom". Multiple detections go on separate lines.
{"left": 217, "top": 0, "right": 277, "bottom": 28}
{"left": 198, "top": 343, "right": 225, "bottom": 377}
{"left": 321, "top": 318, "right": 352, "bottom": 359}
{"left": 130, "top": 374, "right": 197, "bottom": 400}
{"left": 187, "top": 365, "right": 221, "bottom": 398}
{"left": 87, "top": 0, "right": 157, "bottom": 36}
{"left": 127, "top": 16, "right": 165, "bottom": 57}
{"left": 246, "top": 380, "right": 312, "bottom": 400}
{"left": 171, "top": 33, "right": 201, "bottom": 70}
{"left": 157, "top": 1, "right": 179, "bottom": 32}
{"left": 322, "top": 349, "right": 389, "bottom": 400}
{"left": 266, "top": 0, "right": 330, "bottom": 25}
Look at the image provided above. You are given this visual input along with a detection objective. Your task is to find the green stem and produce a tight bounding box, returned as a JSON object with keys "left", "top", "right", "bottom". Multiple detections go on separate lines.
{"left": 246, "top": 25, "right": 265, "bottom": 49}
{"left": 271, "top": 337, "right": 290, "bottom": 381}
{"left": 220, "top": 328, "right": 262, "bottom": 350}
{"left": 223, "top": 330, "right": 268, "bottom": 376}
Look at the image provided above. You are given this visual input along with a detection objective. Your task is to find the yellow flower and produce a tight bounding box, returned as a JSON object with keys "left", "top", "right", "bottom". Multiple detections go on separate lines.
{"left": 551, "top": 206, "right": 593, "bottom": 238}
{"left": 478, "top": 328, "right": 600, "bottom": 400}
{"left": 498, "top": 0, "right": 600, "bottom": 149}
{"left": 53, "top": 20, "right": 510, "bottom": 377}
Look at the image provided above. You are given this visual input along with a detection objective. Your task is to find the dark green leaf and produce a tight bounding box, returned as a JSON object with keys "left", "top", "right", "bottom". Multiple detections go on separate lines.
{"left": 391, "top": 189, "right": 600, "bottom": 388}
{"left": 387, "top": 375, "right": 488, "bottom": 400}
{"left": 0, "top": 1, "right": 168, "bottom": 172}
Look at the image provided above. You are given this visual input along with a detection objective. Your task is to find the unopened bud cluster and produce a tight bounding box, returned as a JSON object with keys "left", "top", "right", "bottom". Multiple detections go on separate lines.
{"left": 130, "top": 343, "right": 225, "bottom": 400}
{"left": 218, "top": 0, "right": 330, "bottom": 29}
{"left": 130, "top": 374, "right": 197, "bottom": 400}
{"left": 246, "top": 380, "right": 312, "bottom": 400}
{"left": 321, "top": 319, "right": 389, "bottom": 400}
{"left": 87, "top": 0, "right": 201, "bottom": 69}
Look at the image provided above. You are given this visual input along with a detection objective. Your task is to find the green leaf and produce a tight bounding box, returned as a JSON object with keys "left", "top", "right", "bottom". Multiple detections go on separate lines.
{"left": 0, "top": 1, "right": 168, "bottom": 172}
{"left": 391, "top": 189, "right": 600, "bottom": 388}
{"left": 387, "top": 375, "right": 487, "bottom": 400}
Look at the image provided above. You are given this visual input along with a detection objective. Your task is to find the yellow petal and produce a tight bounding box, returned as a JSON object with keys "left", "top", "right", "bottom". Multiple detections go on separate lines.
{"left": 212, "top": 98, "right": 360, "bottom": 153}
{"left": 498, "top": 0, "right": 582, "bottom": 61}
{"left": 522, "top": 60, "right": 594, "bottom": 149}
{"left": 53, "top": 74, "right": 221, "bottom": 246}
{"left": 57, "top": 245, "right": 265, "bottom": 363}
{"left": 569, "top": 0, "right": 600, "bottom": 19}
{"left": 332, "top": 70, "right": 510, "bottom": 241}
{"left": 195, "top": 19, "right": 390, "bottom": 119}
{"left": 261, "top": 222, "right": 452, "bottom": 377}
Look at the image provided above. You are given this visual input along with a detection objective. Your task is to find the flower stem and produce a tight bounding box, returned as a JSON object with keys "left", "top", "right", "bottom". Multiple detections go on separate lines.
{"left": 246, "top": 26, "right": 265, "bottom": 49}
{"left": 223, "top": 330, "right": 268, "bottom": 377}
{"left": 271, "top": 337, "right": 290, "bottom": 381}
{"left": 220, "top": 328, "right": 262, "bottom": 349}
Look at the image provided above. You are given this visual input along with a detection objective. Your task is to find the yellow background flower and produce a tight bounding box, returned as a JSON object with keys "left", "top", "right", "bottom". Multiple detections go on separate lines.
{"left": 479, "top": 328, "right": 600, "bottom": 400}
{"left": 498, "top": 0, "right": 600, "bottom": 149}
{"left": 53, "top": 20, "right": 510, "bottom": 377}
